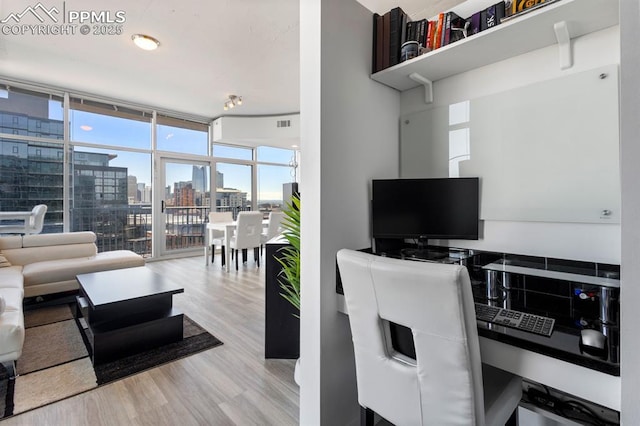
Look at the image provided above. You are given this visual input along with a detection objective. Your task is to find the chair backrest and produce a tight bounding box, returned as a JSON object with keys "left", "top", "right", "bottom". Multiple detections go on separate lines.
{"left": 336, "top": 249, "right": 485, "bottom": 426}
{"left": 209, "top": 211, "right": 233, "bottom": 224}
{"left": 233, "top": 211, "right": 263, "bottom": 250}
{"left": 264, "top": 211, "right": 285, "bottom": 239}
{"left": 28, "top": 204, "right": 47, "bottom": 234}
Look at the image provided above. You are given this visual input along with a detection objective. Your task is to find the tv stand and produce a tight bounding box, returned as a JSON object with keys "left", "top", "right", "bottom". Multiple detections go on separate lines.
{"left": 399, "top": 247, "right": 447, "bottom": 262}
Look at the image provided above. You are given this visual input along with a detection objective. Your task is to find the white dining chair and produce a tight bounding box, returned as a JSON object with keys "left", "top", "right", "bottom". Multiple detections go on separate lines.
{"left": 336, "top": 249, "right": 522, "bottom": 426}
{"left": 260, "top": 211, "right": 285, "bottom": 254}
{"left": 207, "top": 211, "right": 233, "bottom": 265}
{"left": 229, "top": 211, "right": 264, "bottom": 270}
{"left": 0, "top": 204, "right": 47, "bottom": 236}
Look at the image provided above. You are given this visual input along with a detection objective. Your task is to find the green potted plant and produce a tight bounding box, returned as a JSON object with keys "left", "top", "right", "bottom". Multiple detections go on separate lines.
{"left": 275, "top": 194, "right": 301, "bottom": 385}
{"left": 276, "top": 194, "right": 300, "bottom": 315}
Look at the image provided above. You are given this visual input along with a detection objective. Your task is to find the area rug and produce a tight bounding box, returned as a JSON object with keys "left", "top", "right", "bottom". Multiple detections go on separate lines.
{"left": 1, "top": 304, "right": 223, "bottom": 420}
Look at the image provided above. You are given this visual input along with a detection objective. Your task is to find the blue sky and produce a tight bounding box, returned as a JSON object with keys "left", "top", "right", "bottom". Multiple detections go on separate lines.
{"left": 49, "top": 103, "right": 295, "bottom": 201}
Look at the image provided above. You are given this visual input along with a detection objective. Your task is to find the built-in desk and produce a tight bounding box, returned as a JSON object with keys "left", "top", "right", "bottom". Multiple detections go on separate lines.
{"left": 335, "top": 247, "right": 621, "bottom": 411}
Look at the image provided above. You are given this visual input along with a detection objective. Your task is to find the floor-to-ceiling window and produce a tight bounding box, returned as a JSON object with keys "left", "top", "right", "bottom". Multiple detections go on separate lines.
{"left": 69, "top": 98, "right": 153, "bottom": 256}
{"left": 256, "top": 146, "right": 298, "bottom": 215}
{"left": 0, "top": 82, "right": 300, "bottom": 259}
{"left": 0, "top": 87, "right": 64, "bottom": 233}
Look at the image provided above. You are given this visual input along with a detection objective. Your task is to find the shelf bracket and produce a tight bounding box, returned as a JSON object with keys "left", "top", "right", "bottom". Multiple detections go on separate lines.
{"left": 409, "top": 73, "right": 433, "bottom": 104}
{"left": 553, "top": 21, "right": 572, "bottom": 70}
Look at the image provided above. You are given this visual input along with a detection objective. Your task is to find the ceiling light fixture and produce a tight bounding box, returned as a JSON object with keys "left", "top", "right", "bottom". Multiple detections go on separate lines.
{"left": 132, "top": 34, "right": 160, "bottom": 51}
{"left": 223, "top": 95, "right": 242, "bottom": 111}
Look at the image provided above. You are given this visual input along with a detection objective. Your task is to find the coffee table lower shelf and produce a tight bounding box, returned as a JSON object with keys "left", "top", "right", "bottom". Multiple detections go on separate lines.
{"left": 75, "top": 296, "right": 184, "bottom": 365}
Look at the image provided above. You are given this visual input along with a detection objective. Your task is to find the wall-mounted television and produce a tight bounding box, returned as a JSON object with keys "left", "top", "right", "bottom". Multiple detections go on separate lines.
{"left": 372, "top": 177, "right": 479, "bottom": 241}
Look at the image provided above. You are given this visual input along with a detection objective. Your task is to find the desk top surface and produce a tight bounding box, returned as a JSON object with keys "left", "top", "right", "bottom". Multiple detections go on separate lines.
{"left": 337, "top": 246, "right": 620, "bottom": 377}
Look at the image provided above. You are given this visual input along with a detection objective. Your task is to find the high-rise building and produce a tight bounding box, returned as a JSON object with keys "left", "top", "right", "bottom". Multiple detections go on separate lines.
{"left": 1, "top": 90, "right": 136, "bottom": 252}
{"left": 173, "top": 181, "right": 194, "bottom": 207}
{"left": 192, "top": 165, "right": 207, "bottom": 193}
{"left": 128, "top": 175, "right": 139, "bottom": 202}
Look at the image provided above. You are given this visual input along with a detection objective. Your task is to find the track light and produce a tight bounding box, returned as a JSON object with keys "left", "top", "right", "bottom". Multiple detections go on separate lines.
{"left": 224, "top": 95, "right": 242, "bottom": 111}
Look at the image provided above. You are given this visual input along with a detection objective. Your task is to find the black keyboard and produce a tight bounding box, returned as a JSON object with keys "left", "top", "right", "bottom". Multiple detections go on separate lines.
{"left": 474, "top": 303, "right": 555, "bottom": 337}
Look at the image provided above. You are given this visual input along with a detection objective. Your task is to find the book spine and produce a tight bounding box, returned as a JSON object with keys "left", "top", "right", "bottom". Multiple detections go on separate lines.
{"left": 480, "top": 9, "right": 487, "bottom": 31}
{"left": 495, "top": 1, "right": 506, "bottom": 24}
{"left": 426, "top": 20, "right": 435, "bottom": 50}
{"left": 382, "top": 12, "right": 390, "bottom": 70}
{"left": 418, "top": 19, "right": 426, "bottom": 47}
{"left": 374, "top": 13, "right": 383, "bottom": 72}
{"left": 443, "top": 12, "right": 452, "bottom": 46}
{"left": 485, "top": 4, "right": 499, "bottom": 29}
{"left": 400, "top": 11, "right": 408, "bottom": 47}
{"left": 468, "top": 12, "right": 481, "bottom": 35}
{"left": 434, "top": 13, "right": 444, "bottom": 49}
{"left": 406, "top": 21, "right": 414, "bottom": 43}
{"left": 389, "top": 7, "right": 400, "bottom": 66}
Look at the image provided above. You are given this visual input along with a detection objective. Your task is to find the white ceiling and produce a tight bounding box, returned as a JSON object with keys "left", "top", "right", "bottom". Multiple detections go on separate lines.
{"left": 0, "top": 0, "right": 463, "bottom": 121}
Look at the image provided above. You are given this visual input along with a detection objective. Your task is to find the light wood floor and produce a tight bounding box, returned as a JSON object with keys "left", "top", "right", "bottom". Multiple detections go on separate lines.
{"left": 4, "top": 255, "right": 299, "bottom": 426}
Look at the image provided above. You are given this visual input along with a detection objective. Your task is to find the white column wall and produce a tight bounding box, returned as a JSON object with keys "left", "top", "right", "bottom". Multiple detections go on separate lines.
{"left": 299, "top": 0, "right": 400, "bottom": 424}
{"left": 300, "top": 0, "right": 400, "bottom": 425}
{"left": 619, "top": 0, "right": 640, "bottom": 423}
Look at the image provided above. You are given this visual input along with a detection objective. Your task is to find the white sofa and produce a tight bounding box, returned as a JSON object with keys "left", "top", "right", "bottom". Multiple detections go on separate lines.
{"left": 0, "top": 231, "right": 145, "bottom": 363}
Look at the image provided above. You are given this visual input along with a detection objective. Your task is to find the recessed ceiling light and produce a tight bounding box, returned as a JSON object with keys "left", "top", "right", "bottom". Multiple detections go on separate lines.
{"left": 80, "top": 125, "right": 92, "bottom": 131}
{"left": 132, "top": 34, "right": 160, "bottom": 51}
{"left": 291, "top": 144, "right": 299, "bottom": 148}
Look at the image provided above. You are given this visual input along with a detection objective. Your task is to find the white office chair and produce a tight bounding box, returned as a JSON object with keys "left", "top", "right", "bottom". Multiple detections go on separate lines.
{"left": 207, "top": 211, "right": 233, "bottom": 264}
{"left": 229, "top": 211, "right": 263, "bottom": 270}
{"left": 0, "top": 204, "right": 47, "bottom": 235}
{"left": 260, "top": 211, "right": 285, "bottom": 254}
{"left": 336, "top": 249, "right": 522, "bottom": 426}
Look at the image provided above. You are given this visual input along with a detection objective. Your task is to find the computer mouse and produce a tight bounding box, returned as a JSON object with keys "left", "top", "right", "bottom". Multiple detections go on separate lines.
{"left": 580, "top": 329, "right": 606, "bottom": 351}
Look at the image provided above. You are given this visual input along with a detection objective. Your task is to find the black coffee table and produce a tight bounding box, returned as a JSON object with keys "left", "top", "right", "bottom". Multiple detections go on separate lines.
{"left": 75, "top": 267, "right": 184, "bottom": 365}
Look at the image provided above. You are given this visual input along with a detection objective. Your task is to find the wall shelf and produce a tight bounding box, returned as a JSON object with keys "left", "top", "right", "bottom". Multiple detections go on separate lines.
{"left": 371, "top": 0, "right": 619, "bottom": 91}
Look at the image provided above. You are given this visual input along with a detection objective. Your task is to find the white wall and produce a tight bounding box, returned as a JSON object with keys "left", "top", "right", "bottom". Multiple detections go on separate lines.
{"left": 400, "top": 26, "right": 621, "bottom": 264}
{"left": 619, "top": 0, "right": 640, "bottom": 423}
{"left": 299, "top": 0, "right": 400, "bottom": 424}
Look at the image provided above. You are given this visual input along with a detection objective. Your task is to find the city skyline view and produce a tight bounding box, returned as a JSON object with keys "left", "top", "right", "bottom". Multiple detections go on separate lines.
{"left": 0, "top": 87, "right": 298, "bottom": 257}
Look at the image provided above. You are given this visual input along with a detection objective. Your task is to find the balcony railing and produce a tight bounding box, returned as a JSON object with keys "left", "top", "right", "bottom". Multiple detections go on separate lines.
{"left": 70, "top": 204, "right": 252, "bottom": 257}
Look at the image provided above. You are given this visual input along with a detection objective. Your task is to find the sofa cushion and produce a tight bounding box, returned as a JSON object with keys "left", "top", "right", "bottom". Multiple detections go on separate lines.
{"left": 0, "top": 288, "right": 22, "bottom": 311}
{"left": 0, "top": 309, "right": 25, "bottom": 363}
{"left": 22, "top": 250, "right": 145, "bottom": 288}
{"left": 0, "top": 236, "right": 22, "bottom": 250}
{"left": 2, "top": 243, "right": 97, "bottom": 266}
{"left": 22, "top": 231, "right": 96, "bottom": 248}
{"left": 0, "top": 266, "right": 24, "bottom": 291}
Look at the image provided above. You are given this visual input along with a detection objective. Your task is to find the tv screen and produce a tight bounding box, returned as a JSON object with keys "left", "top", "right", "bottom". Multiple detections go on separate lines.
{"left": 372, "top": 177, "right": 479, "bottom": 240}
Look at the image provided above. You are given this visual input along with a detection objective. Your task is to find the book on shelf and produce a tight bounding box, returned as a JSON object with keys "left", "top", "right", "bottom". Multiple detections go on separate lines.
{"left": 503, "top": 0, "right": 561, "bottom": 22}
{"left": 406, "top": 20, "right": 415, "bottom": 43}
{"left": 382, "top": 12, "right": 390, "bottom": 70}
{"left": 443, "top": 11, "right": 467, "bottom": 46}
{"left": 434, "top": 12, "right": 445, "bottom": 49}
{"left": 449, "top": 14, "right": 469, "bottom": 44}
{"left": 467, "top": 11, "right": 482, "bottom": 36}
{"left": 372, "top": 13, "right": 383, "bottom": 73}
{"left": 480, "top": 1, "right": 505, "bottom": 31}
{"left": 486, "top": 1, "right": 506, "bottom": 29}
{"left": 418, "top": 20, "right": 426, "bottom": 47}
{"left": 426, "top": 20, "right": 436, "bottom": 50}
{"left": 388, "top": 6, "right": 407, "bottom": 67}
